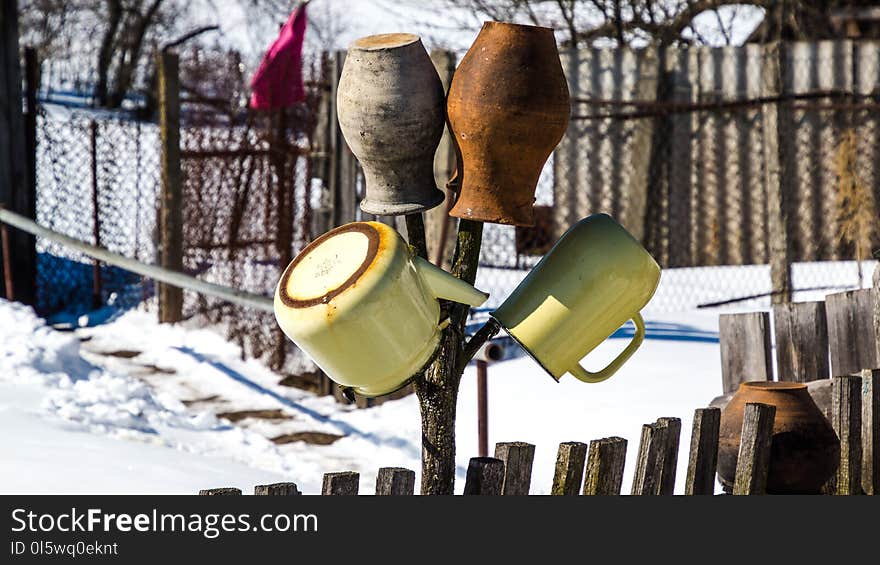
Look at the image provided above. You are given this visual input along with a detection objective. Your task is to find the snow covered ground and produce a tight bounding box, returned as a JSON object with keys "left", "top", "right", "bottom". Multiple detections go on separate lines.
{"left": 0, "top": 261, "right": 869, "bottom": 494}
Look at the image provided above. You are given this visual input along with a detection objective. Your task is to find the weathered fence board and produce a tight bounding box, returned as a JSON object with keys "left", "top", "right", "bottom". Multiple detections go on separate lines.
{"left": 322, "top": 472, "right": 359, "bottom": 495}
{"left": 832, "top": 375, "right": 863, "bottom": 495}
{"left": 719, "top": 312, "right": 773, "bottom": 393}
{"left": 631, "top": 423, "right": 668, "bottom": 495}
{"left": 772, "top": 301, "right": 829, "bottom": 382}
{"left": 375, "top": 467, "right": 415, "bottom": 496}
{"left": 656, "top": 417, "right": 681, "bottom": 495}
{"left": 685, "top": 407, "right": 721, "bottom": 495}
{"left": 826, "top": 289, "right": 880, "bottom": 377}
{"left": 583, "top": 437, "right": 627, "bottom": 496}
{"left": 199, "top": 488, "right": 241, "bottom": 496}
{"left": 551, "top": 441, "right": 588, "bottom": 496}
{"left": 463, "top": 457, "right": 504, "bottom": 495}
{"left": 733, "top": 402, "right": 776, "bottom": 495}
{"left": 254, "top": 482, "right": 301, "bottom": 496}
{"left": 494, "top": 442, "right": 535, "bottom": 495}
{"left": 863, "top": 369, "right": 880, "bottom": 495}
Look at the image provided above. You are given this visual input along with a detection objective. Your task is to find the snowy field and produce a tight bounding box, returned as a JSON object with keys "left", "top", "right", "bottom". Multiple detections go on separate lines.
{"left": 0, "top": 261, "right": 871, "bottom": 495}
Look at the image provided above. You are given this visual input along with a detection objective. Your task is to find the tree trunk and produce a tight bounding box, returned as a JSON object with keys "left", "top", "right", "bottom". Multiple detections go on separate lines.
{"left": 412, "top": 218, "right": 483, "bottom": 495}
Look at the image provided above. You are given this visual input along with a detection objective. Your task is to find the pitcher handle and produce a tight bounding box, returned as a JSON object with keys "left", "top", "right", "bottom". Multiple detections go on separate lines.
{"left": 568, "top": 313, "right": 645, "bottom": 384}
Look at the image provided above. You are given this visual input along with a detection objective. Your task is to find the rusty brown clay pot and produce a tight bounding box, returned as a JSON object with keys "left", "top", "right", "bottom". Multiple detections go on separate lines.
{"left": 718, "top": 382, "right": 840, "bottom": 494}
{"left": 446, "top": 21, "right": 570, "bottom": 226}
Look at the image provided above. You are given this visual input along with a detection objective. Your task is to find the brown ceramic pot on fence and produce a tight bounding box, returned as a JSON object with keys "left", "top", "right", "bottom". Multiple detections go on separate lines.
{"left": 718, "top": 382, "right": 840, "bottom": 494}
{"left": 446, "top": 21, "right": 570, "bottom": 226}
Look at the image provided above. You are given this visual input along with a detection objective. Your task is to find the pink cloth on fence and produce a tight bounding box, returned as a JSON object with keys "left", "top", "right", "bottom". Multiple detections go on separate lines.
{"left": 249, "top": 4, "right": 308, "bottom": 110}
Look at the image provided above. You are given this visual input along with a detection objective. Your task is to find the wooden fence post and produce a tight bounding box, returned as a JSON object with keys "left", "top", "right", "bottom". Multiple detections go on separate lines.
{"left": 761, "top": 41, "right": 793, "bottom": 304}
{"left": 826, "top": 290, "right": 880, "bottom": 377}
{"left": 719, "top": 312, "right": 773, "bottom": 393}
{"left": 89, "top": 120, "right": 102, "bottom": 308}
{"left": 631, "top": 422, "right": 668, "bottom": 495}
{"left": 427, "top": 48, "right": 457, "bottom": 269}
{"left": 157, "top": 50, "right": 183, "bottom": 323}
{"left": 463, "top": 457, "right": 504, "bottom": 495}
{"left": 583, "top": 437, "right": 627, "bottom": 496}
{"left": 494, "top": 442, "right": 535, "bottom": 495}
{"left": 199, "top": 488, "right": 242, "bottom": 495}
{"left": 551, "top": 441, "right": 588, "bottom": 495}
{"left": 254, "top": 482, "right": 301, "bottom": 495}
{"left": 656, "top": 417, "right": 681, "bottom": 495}
{"left": 832, "top": 375, "right": 862, "bottom": 495}
{"left": 322, "top": 471, "right": 359, "bottom": 495}
{"left": 732, "top": 402, "right": 776, "bottom": 495}
{"left": 685, "top": 407, "right": 721, "bottom": 495}
{"left": 0, "top": 8, "right": 37, "bottom": 306}
{"left": 772, "top": 301, "right": 829, "bottom": 382}
{"left": 862, "top": 369, "right": 879, "bottom": 495}
{"left": 375, "top": 467, "right": 415, "bottom": 496}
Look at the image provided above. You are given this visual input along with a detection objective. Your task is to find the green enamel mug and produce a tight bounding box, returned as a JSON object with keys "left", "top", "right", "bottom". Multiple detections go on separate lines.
{"left": 492, "top": 214, "right": 660, "bottom": 383}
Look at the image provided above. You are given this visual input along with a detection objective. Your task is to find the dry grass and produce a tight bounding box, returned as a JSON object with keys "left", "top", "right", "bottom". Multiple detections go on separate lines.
{"left": 834, "top": 129, "right": 876, "bottom": 280}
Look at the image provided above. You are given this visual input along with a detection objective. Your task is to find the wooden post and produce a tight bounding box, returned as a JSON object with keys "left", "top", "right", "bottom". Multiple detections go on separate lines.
{"left": 157, "top": 51, "right": 183, "bottom": 323}
{"left": 733, "top": 402, "right": 776, "bottom": 495}
{"left": 463, "top": 457, "right": 504, "bottom": 495}
{"left": 254, "top": 482, "right": 301, "bottom": 495}
{"left": 477, "top": 360, "right": 488, "bottom": 457}
{"left": 631, "top": 423, "right": 668, "bottom": 495}
{"left": 551, "top": 441, "right": 588, "bottom": 496}
{"left": 583, "top": 437, "right": 627, "bottom": 496}
{"left": 826, "top": 290, "right": 880, "bottom": 377}
{"left": 862, "top": 369, "right": 879, "bottom": 495}
{"left": 772, "top": 301, "right": 829, "bottom": 382}
{"left": 719, "top": 312, "right": 773, "bottom": 393}
{"left": 685, "top": 407, "right": 721, "bottom": 495}
{"left": 494, "top": 442, "right": 535, "bottom": 495}
{"left": 375, "top": 467, "right": 415, "bottom": 496}
{"left": 322, "top": 471, "right": 359, "bottom": 495}
{"left": 832, "top": 375, "right": 862, "bottom": 495}
{"left": 0, "top": 5, "right": 36, "bottom": 306}
{"left": 761, "top": 42, "right": 793, "bottom": 304}
{"left": 0, "top": 216, "right": 12, "bottom": 300}
{"left": 427, "top": 48, "right": 457, "bottom": 269}
{"left": 656, "top": 417, "right": 681, "bottom": 495}
{"left": 89, "top": 120, "right": 102, "bottom": 308}
{"left": 198, "top": 488, "right": 242, "bottom": 495}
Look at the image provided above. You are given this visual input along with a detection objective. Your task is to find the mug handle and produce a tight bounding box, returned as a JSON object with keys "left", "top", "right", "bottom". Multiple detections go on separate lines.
{"left": 568, "top": 313, "right": 646, "bottom": 384}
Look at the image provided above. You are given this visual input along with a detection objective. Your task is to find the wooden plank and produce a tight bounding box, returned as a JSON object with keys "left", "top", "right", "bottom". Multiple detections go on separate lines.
{"left": 494, "top": 442, "right": 535, "bottom": 495}
{"left": 0, "top": 4, "right": 36, "bottom": 306}
{"left": 732, "top": 402, "right": 776, "bottom": 495}
{"left": 826, "top": 289, "right": 880, "bottom": 377}
{"left": 375, "top": 467, "right": 415, "bottom": 496}
{"left": 760, "top": 42, "right": 793, "bottom": 303}
{"left": 656, "top": 417, "right": 681, "bottom": 495}
{"left": 322, "top": 471, "right": 359, "bottom": 495}
{"left": 863, "top": 369, "right": 880, "bottom": 495}
{"left": 583, "top": 437, "right": 627, "bottom": 496}
{"left": 254, "top": 482, "right": 301, "bottom": 495}
{"left": 772, "top": 301, "right": 829, "bottom": 382}
{"left": 685, "top": 407, "right": 721, "bottom": 495}
{"left": 157, "top": 50, "right": 183, "bottom": 323}
{"left": 463, "top": 457, "right": 504, "bottom": 495}
{"left": 427, "top": 48, "right": 457, "bottom": 269}
{"left": 719, "top": 312, "right": 773, "bottom": 393}
{"left": 198, "top": 488, "right": 242, "bottom": 495}
{"left": 550, "top": 441, "right": 588, "bottom": 496}
{"left": 631, "top": 423, "right": 668, "bottom": 495}
{"left": 832, "top": 375, "right": 862, "bottom": 495}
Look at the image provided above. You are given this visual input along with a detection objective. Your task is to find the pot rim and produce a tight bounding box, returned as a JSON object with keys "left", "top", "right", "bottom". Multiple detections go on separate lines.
{"left": 739, "top": 381, "right": 807, "bottom": 391}
{"left": 349, "top": 33, "right": 420, "bottom": 52}
{"left": 482, "top": 20, "right": 555, "bottom": 34}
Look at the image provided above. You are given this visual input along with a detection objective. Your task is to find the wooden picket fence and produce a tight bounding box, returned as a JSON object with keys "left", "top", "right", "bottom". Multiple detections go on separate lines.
{"left": 201, "top": 287, "right": 879, "bottom": 496}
